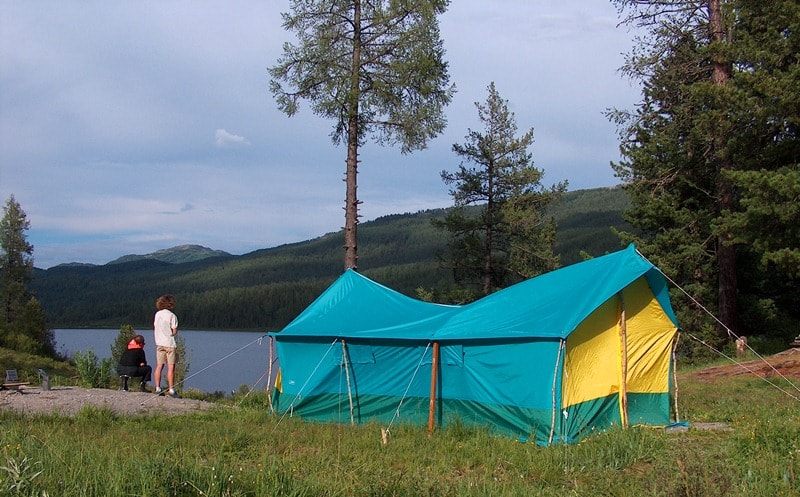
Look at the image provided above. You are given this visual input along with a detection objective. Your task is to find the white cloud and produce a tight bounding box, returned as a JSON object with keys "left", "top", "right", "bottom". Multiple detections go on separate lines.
{"left": 214, "top": 129, "right": 250, "bottom": 148}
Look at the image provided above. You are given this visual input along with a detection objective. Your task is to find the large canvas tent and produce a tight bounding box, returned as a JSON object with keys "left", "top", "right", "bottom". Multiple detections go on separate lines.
{"left": 271, "top": 244, "right": 680, "bottom": 444}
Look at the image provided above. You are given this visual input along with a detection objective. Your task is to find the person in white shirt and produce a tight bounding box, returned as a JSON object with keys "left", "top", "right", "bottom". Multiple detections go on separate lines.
{"left": 153, "top": 294, "right": 179, "bottom": 397}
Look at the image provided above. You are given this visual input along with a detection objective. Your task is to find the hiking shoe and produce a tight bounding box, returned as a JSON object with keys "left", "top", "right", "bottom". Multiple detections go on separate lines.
{"left": 155, "top": 387, "right": 163, "bottom": 396}
{"left": 139, "top": 384, "right": 149, "bottom": 393}
{"left": 168, "top": 389, "right": 178, "bottom": 398}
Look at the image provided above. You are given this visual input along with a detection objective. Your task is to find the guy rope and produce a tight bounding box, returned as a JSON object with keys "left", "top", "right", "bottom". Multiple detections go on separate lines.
{"left": 636, "top": 248, "right": 800, "bottom": 402}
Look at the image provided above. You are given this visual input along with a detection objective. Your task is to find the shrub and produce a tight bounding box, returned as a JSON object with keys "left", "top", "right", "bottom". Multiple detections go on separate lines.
{"left": 110, "top": 324, "right": 137, "bottom": 369}
{"left": 72, "top": 349, "right": 112, "bottom": 388}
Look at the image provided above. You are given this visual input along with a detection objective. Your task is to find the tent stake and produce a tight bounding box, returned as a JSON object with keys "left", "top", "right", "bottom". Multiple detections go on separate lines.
{"left": 428, "top": 341, "right": 439, "bottom": 435}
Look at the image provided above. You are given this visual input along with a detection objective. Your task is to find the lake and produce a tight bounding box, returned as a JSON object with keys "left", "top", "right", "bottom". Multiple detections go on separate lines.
{"left": 53, "top": 329, "right": 279, "bottom": 395}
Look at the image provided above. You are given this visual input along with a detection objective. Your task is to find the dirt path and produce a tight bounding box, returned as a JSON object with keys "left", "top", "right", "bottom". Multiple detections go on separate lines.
{"left": 0, "top": 386, "right": 222, "bottom": 417}
{"left": 685, "top": 348, "right": 800, "bottom": 382}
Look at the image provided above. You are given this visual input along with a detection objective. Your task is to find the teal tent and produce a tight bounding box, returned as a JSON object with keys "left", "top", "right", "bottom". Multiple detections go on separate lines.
{"left": 272, "top": 244, "right": 680, "bottom": 444}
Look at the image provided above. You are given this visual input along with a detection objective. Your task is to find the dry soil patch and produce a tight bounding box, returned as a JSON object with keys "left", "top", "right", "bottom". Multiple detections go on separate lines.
{"left": 0, "top": 386, "right": 220, "bottom": 417}
{"left": 685, "top": 347, "right": 800, "bottom": 382}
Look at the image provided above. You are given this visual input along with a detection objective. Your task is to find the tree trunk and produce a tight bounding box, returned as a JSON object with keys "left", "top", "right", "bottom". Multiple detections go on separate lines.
{"left": 344, "top": 0, "right": 362, "bottom": 271}
{"left": 483, "top": 166, "right": 494, "bottom": 294}
{"left": 708, "top": 0, "right": 737, "bottom": 340}
{"left": 344, "top": 116, "right": 359, "bottom": 271}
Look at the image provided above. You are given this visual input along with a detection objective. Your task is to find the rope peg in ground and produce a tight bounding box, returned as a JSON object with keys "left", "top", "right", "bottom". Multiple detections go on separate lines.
{"left": 381, "top": 428, "right": 389, "bottom": 446}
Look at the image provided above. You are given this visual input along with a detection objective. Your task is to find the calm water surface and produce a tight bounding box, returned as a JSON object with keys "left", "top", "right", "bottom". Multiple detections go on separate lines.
{"left": 53, "top": 329, "right": 278, "bottom": 394}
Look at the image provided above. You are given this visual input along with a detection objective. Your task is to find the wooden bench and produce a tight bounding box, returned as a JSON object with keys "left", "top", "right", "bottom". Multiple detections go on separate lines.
{"left": 1, "top": 369, "right": 31, "bottom": 393}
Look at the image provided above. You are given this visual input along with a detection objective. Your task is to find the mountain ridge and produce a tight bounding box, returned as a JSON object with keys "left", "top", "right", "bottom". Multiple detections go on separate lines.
{"left": 31, "top": 187, "right": 632, "bottom": 330}
{"left": 107, "top": 244, "right": 232, "bottom": 265}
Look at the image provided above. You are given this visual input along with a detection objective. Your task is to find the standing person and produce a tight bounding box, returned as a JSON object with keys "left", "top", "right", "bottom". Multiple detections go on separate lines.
{"left": 153, "top": 294, "right": 179, "bottom": 397}
{"left": 116, "top": 334, "right": 152, "bottom": 392}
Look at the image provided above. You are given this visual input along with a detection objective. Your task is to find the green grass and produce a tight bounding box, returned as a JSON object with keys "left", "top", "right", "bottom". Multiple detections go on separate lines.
{"left": 2, "top": 376, "right": 799, "bottom": 496}
{"left": 0, "top": 347, "right": 76, "bottom": 386}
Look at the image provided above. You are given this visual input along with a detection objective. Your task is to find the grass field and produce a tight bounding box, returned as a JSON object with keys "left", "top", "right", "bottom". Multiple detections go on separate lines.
{"left": 2, "top": 372, "right": 799, "bottom": 496}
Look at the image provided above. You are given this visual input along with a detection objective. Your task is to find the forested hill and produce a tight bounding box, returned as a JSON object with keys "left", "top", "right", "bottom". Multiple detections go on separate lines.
{"left": 30, "top": 187, "right": 631, "bottom": 331}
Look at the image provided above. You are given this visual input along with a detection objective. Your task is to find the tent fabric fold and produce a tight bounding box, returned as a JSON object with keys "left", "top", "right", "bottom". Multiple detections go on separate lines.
{"left": 272, "top": 244, "right": 680, "bottom": 444}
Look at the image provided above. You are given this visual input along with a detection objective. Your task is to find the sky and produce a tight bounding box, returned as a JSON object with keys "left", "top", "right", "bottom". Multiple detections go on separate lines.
{"left": 0, "top": 1, "right": 641, "bottom": 269}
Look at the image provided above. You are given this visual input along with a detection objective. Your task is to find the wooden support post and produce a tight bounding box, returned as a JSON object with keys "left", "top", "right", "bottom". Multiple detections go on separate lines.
{"left": 548, "top": 339, "right": 565, "bottom": 446}
{"left": 266, "top": 335, "right": 274, "bottom": 412}
{"left": 619, "top": 293, "right": 629, "bottom": 428}
{"left": 342, "top": 340, "right": 355, "bottom": 425}
{"left": 672, "top": 331, "right": 681, "bottom": 423}
{"left": 428, "top": 341, "right": 439, "bottom": 435}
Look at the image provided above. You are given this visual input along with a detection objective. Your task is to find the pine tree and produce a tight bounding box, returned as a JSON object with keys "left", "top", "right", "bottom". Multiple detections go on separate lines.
{"left": 1, "top": 195, "right": 34, "bottom": 325}
{"left": 0, "top": 195, "right": 53, "bottom": 355}
{"left": 436, "top": 83, "right": 566, "bottom": 298}
{"left": 611, "top": 0, "right": 800, "bottom": 352}
{"left": 269, "top": 0, "right": 455, "bottom": 270}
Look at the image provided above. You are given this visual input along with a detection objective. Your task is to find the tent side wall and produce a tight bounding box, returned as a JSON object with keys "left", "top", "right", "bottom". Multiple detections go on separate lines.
{"left": 274, "top": 337, "right": 564, "bottom": 442}
{"left": 438, "top": 339, "right": 563, "bottom": 442}
{"left": 560, "top": 276, "right": 678, "bottom": 442}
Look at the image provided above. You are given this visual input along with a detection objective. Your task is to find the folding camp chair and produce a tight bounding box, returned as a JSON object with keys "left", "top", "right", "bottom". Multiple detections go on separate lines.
{"left": 1, "top": 369, "right": 30, "bottom": 393}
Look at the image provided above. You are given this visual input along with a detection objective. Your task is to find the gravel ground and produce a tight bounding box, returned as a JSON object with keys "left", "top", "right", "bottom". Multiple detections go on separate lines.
{"left": 0, "top": 386, "right": 221, "bottom": 417}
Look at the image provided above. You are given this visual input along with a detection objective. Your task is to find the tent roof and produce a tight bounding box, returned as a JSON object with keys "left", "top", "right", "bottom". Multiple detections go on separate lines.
{"left": 277, "top": 244, "right": 677, "bottom": 341}
{"left": 278, "top": 268, "right": 459, "bottom": 340}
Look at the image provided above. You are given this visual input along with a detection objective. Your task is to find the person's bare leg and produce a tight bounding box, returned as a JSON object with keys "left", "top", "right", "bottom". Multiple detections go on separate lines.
{"left": 167, "top": 364, "right": 175, "bottom": 391}
{"left": 154, "top": 363, "right": 164, "bottom": 391}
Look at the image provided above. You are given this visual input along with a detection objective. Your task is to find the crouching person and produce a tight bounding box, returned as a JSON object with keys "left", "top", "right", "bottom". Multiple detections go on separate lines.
{"left": 117, "top": 335, "right": 153, "bottom": 392}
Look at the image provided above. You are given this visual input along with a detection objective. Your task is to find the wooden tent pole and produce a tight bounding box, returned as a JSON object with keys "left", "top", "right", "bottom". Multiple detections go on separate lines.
{"left": 672, "top": 331, "right": 681, "bottom": 422}
{"left": 619, "top": 293, "right": 629, "bottom": 428}
{"left": 342, "top": 339, "right": 355, "bottom": 425}
{"left": 428, "top": 341, "right": 439, "bottom": 435}
{"left": 549, "top": 338, "right": 565, "bottom": 446}
{"left": 266, "top": 335, "right": 274, "bottom": 413}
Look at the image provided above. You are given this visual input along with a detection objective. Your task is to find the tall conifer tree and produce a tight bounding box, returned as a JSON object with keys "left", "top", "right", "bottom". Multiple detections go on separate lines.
{"left": 0, "top": 195, "right": 53, "bottom": 355}
{"left": 611, "top": 0, "right": 800, "bottom": 351}
{"left": 269, "top": 0, "right": 455, "bottom": 270}
{"left": 1, "top": 195, "right": 34, "bottom": 325}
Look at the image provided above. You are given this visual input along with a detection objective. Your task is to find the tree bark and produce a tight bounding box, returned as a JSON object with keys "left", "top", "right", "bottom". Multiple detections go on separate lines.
{"left": 483, "top": 167, "right": 494, "bottom": 294}
{"left": 344, "top": 0, "right": 362, "bottom": 271}
{"left": 708, "top": 0, "right": 738, "bottom": 340}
